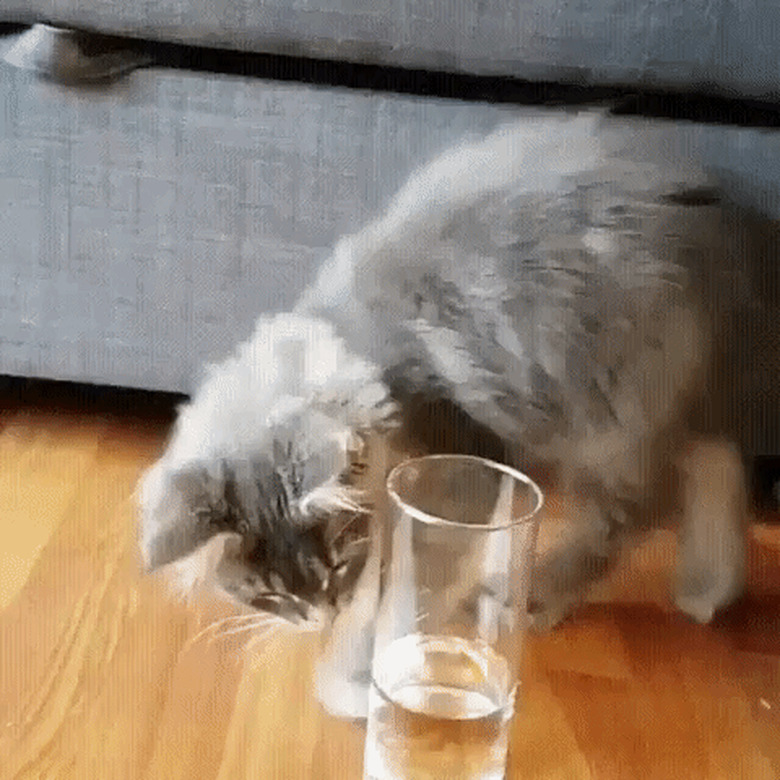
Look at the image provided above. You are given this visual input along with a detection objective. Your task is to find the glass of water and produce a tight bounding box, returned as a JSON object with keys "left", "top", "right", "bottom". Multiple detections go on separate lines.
{"left": 364, "top": 455, "right": 544, "bottom": 780}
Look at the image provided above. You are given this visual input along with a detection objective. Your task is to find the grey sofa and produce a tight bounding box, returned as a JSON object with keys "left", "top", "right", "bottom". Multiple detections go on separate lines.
{"left": 1, "top": 2, "right": 780, "bottom": 396}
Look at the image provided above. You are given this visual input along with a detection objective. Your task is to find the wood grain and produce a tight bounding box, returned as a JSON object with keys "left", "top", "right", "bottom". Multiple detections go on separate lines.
{"left": 1, "top": 386, "right": 779, "bottom": 779}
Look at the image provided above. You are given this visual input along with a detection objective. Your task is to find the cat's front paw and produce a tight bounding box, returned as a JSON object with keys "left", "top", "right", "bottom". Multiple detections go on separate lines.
{"left": 527, "top": 497, "right": 615, "bottom": 631}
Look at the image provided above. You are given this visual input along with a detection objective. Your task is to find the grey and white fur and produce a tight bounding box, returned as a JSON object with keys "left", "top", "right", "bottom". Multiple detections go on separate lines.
{"left": 138, "top": 109, "right": 780, "bottom": 642}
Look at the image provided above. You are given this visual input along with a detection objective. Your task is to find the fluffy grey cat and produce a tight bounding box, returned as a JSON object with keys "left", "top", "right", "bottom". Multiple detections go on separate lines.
{"left": 138, "top": 109, "right": 779, "bottom": 640}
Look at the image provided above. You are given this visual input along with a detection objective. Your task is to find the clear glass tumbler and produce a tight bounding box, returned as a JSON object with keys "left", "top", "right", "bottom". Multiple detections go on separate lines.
{"left": 363, "top": 455, "right": 544, "bottom": 780}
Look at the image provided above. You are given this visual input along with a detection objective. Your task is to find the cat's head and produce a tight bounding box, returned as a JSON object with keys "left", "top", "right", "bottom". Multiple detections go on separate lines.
{"left": 137, "top": 312, "right": 397, "bottom": 619}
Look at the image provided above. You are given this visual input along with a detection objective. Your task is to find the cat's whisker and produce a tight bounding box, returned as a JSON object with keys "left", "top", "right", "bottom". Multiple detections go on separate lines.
{"left": 210, "top": 620, "right": 282, "bottom": 641}
{"left": 183, "top": 612, "right": 282, "bottom": 650}
{"left": 329, "top": 512, "right": 370, "bottom": 548}
{"left": 333, "top": 535, "right": 370, "bottom": 564}
{"left": 344, "top": 534, "right": 370, "bottom": 550}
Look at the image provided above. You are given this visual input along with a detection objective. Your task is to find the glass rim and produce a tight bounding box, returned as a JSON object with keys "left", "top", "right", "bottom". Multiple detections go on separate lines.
{"left": 386, "top": 453, "right": 544, "bottom": 531}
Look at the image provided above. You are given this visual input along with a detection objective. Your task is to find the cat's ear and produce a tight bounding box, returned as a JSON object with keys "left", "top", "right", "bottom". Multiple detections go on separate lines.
{"left": 137, "top": 458, "right": 229, "bottom": 571}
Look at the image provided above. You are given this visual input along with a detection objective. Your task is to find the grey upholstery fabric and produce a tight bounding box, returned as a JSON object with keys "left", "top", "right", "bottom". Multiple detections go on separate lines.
{"left": 2, "top": 7, "right": 780, "bottom": 395}
{"left": 0, "top": 56, "right": 514, "bottom": 393}
{"left": 1, "top": 48, "right": 780, "bottom": 395}
{"left": 0, "top": 0, "right": 778, "bottom": 99}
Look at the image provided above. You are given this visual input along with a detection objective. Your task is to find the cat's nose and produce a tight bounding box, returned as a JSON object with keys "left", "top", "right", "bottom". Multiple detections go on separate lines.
{"left": 256, "top": 520, "right": 334, "bottom": 603}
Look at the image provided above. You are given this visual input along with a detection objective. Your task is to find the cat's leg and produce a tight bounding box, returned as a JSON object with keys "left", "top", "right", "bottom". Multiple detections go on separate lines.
{"left": 528, "top": 493, "right": 620, "bottom": 631}
{"left": 315, "top": 431, "right": 395, "bottom": 719}
{"left": 674, "top": 437, "right": 748, "bottom": 622}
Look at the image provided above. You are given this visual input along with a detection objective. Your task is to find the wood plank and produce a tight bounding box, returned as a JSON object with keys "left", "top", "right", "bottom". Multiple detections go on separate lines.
{"left": 0, "top": 394, "right": 779, "bottom": 778}
{"left": 0, "top": 407, "right": 108, "bottom": 610}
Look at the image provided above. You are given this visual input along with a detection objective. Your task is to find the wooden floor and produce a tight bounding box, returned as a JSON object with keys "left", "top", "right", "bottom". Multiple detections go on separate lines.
{"left": 1, "top": 378, "right": 779, "bottom": 779}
